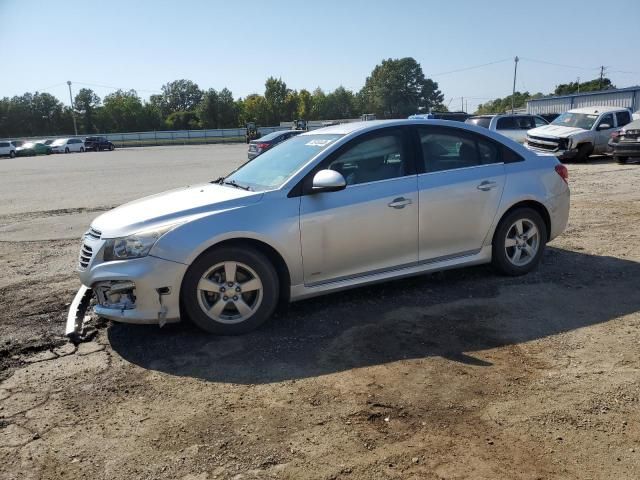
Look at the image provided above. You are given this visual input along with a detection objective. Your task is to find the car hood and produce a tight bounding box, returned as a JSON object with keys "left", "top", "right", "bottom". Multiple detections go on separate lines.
{"left": 528, "top": 124, "right": 587, "bottom": 138}
{"left": 91, "top": 183, "right": 263, "bottom": 238}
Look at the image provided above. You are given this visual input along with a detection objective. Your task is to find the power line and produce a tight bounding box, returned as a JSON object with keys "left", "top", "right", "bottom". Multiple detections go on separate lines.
{"left": 519, "top": 57, "right": 601, "bottom": 71}
{"left": 430, "top": 58, "right": 511, "bottom": 77}
{"left": 73, "top": 81, "right": 162, "bottom": 94}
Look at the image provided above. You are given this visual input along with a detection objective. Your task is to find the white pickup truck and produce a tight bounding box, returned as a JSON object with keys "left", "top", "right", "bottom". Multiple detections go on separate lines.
{"left": 525, "top": 106, "right": 633, "bottom": 161}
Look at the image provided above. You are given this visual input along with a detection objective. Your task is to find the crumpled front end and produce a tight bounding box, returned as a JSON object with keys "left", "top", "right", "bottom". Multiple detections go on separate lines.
{"left": 74, "top": 228, "right": 187, "bottom": 326}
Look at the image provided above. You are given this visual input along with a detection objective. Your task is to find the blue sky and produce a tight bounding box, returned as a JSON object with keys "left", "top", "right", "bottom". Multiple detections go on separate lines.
{"left": 1, "top": 0, "right": 638, "bottom": 113}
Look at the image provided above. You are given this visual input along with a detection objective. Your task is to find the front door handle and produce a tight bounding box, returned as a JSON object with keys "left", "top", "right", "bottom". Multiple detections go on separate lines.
{"left": 477, "top": 180, "right": 498, "bottom": 191}
{"left": 388, "top": 197, "right": 412, "bottom": 209}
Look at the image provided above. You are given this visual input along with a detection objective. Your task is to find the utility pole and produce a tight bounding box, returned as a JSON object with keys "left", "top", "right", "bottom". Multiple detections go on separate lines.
{"left": 461, "top": 96, "right": 464, "bottom": 112}
{"left": 599, "top": 66, "right": 605, "bottom": 90}
{"left": 511, "top": 56, "right": 519, "bottom": 114}
{"left": 577, "top": 76, "right": 580, "bottom": 93}
{"left": 67, "top": 80, "right": 78, "bottom": 136}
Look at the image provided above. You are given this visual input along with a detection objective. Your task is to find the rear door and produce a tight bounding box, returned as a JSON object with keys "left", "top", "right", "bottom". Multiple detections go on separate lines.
{"left": 415, "top": 125, "right": 505, "bottom": 261}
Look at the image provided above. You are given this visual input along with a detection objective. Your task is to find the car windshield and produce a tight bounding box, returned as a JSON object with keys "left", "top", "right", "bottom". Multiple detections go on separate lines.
{"left": 226, "top": 134, "right": 343, "bottom": 191}
{"left": 465, "top": 117, "right": 492, "bottom": 128}
{"left": 552, "top": 112, "right": 599, "bottom": 130}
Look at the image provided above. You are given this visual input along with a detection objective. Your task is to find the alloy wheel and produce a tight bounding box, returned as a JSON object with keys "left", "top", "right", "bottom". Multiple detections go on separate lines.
{"left": 504, "top": 219, "right": 540, "bottom": 267}
{"left": 197, "top": 261, "right": 263, "bottom": 324}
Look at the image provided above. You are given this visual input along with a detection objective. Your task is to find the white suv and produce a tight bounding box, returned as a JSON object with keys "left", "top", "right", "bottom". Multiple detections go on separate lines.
{"left": 50, "top": 138, "right": 85, "bottom": 154}
{"left": 525, "top": 107, "right": 633, "bottom": 161}
{"left": 0, "top": 140, "right": 16, "bottom": 158}
{"left": 466, "top": 114, "right": 548, "bottom": 143}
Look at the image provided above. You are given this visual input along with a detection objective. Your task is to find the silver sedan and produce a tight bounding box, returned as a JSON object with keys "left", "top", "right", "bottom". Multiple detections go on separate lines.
{"left": 71, "top": 119, "right": 570, "bottom": 335}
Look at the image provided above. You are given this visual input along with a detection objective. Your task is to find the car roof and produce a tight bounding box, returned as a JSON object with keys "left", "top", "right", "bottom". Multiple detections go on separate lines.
{"left": 302, "top": 119, "right": 528, "bottom": 144}
{"left": 568, "top": 106, "right": 626, "bottom": 115}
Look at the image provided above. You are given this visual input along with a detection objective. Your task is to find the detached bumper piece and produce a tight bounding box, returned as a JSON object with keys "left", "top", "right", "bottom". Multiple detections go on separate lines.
{"left": 65, "top": 285, "right": 95, "bottom": 342}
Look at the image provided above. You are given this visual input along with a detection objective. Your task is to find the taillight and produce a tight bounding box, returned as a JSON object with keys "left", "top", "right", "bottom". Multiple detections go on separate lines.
{"left": 256, "top": 143, "right": 270, "bottom": 151}
{"left": 555, "top": 164, "right": 568, "bottom": 184}
{"left": 610, "top": 129, "right": 621, "bottom": 139}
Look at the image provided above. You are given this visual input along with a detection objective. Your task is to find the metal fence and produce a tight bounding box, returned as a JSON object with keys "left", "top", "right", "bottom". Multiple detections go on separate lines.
{"left": 1, "top": 126, "right": 291, "bottom": 148}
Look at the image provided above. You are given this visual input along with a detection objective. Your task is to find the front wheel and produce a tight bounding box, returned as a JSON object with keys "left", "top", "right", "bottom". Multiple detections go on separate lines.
{"left": 615, "top": 155, "right": 628, "bottom": 164}
{"left": 9, "top": 150, "right": 15, "bottom": 158}
{"left": 574, "top": 144, "right": 592, "bottom": 162}
{"left": 492, "top": 208, "right": 547, "bottom": 276}
{"left": 65, "top": 147, "right": 69, "bottom": 154}
{"left": 181, "top": 246, "right": 279, "bottom": 334}
{"left": 109, "top": 144, "right": 114, "bottom": 151}
{"left": 80, "top": 147, "right": 84, "bottom": 153}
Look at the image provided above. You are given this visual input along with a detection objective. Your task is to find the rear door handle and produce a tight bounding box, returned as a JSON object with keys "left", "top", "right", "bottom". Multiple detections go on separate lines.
{"left": 388, "top": 197, "right": 412, "bottom": 209}
{"left": 477, "top": 181, "right": 498, "bottom": 191}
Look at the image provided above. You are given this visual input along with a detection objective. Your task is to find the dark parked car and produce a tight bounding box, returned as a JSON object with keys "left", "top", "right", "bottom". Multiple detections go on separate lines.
{"left": 608, "top": 118, "right": 640, "bottom": 164}
{"left": 247, "top": 130, "right": 303, "bottom": 159}
{"left": 85, "top": 136, "right": 115, "bottom": 152}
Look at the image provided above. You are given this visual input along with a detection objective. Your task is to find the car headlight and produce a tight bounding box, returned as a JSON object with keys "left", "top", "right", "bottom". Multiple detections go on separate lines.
{"left": 103, "top": 224, "right": 179, "bottom": 261}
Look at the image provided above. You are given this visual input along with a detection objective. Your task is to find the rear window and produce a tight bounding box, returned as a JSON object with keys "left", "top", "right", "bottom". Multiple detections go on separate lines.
{"left": 465, "top": 117, "right": 492, "bottom": 128}
{"left": 496, "top": 117, "right": 518, "bottom": 130}
{"left": 0, "top": 142, "right": 8, "bottom": 147}
{"left": 257, "top": 131, "right": 290, "bottom": 141}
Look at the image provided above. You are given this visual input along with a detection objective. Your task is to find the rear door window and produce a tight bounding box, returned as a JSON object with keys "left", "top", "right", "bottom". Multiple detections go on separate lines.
{"left": 516, "top": 117, "right": 535, "bottom": 130}
{"left": 496, "top": 117, "right": 517, "bottom": 130}
{"left": 597, "top": 114, "right": 614, "bottom": 129}
{"left": 615, "top": 111, "right": 631, "bottom": 127}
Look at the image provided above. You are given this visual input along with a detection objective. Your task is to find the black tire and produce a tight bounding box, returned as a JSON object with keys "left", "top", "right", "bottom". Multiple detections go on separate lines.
{"left": 109, "top": 144, "right": 114, "bottom": 151}
{"left": 492, "top": 208, "right": 547, "bottom": 276}
{"left": 181, "top": 246, "right": 279, "bottom": 334}
{"left": 80, "top": 147, "right": 84, "bottom": 153}
{"left": 65, "top": 147, "right": 69, "bottom": 154}
{"left": 9, "top": 150, "right": 15, "bottom": 158}
{"left": 615, "top": 155, "right": 628, "bottom": 164}
{"left": 574, "top": 144, "right": 592, "bottom": 162}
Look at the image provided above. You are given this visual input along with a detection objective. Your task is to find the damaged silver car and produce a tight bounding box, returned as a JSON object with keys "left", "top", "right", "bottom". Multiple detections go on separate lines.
{"left": 68, "top": 119, "right": 570, "bottom": 336}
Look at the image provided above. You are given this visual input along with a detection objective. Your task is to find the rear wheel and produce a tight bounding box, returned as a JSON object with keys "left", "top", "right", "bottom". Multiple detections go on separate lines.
{"left": 492, "top": 208, "right": 547, "bottom": 276}
{"left": 109, "top": 144, "right": 114, "bottom": 151}
{"left": 80, "top": 147, "right": 84, "bottom": 153}
{"left": 181, "top": 246, "right": 279, "bottom": 334}
{"left": 9, "top": 150, "right": 15, "bottom": 158}
{"left": 615, "top": 155, "right": 628, "bottom": 164}
{"left": 65, "top": 147, "right": 69, "bottom": 154}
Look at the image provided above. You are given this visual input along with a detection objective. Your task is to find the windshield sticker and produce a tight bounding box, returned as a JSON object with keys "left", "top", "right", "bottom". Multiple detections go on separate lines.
{"left": 306, "top": 139, "right": 333, "bottom": 147}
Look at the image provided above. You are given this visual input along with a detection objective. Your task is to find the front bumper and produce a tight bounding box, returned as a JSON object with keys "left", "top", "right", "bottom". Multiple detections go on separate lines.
{"left": 525, "top": 143, "right": 578, "bottom": 160}
{"left": 78, "top": 255, "right": 188, "bottom": 325}
{"left": 610, "top": 141, "right": 640, "bottom": 157}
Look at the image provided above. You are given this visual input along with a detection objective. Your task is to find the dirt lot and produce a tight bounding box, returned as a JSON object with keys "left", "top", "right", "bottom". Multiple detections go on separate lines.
{"left": 1, "top": 147, "right": 639, "bottom": 480}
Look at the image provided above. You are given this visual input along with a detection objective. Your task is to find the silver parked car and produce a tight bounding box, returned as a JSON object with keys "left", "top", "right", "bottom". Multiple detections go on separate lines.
{"left": 70, "top": 120, "right": 570, "bottom": 335}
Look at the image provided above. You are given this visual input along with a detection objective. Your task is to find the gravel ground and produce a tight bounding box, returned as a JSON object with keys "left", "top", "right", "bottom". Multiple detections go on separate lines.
{"left": 0, "top": 147, "right": 639, "bottom": 480}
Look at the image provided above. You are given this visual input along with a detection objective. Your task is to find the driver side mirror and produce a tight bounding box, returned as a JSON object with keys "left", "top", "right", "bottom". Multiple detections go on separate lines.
{"left": 597, "top": 123, "right": 611, "bottom": 131}
{"left": 311, "top": 169, "right": 346, "bottom": 193}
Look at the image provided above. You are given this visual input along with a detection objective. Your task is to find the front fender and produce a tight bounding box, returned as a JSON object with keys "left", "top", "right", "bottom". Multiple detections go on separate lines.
{"left": 150, "top": 195, "right": 304, "bottom": 285}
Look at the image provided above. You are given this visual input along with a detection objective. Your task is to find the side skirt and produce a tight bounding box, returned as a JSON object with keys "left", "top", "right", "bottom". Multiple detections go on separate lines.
{"left": 289, "top": 245, "right": 492, "bottom": 301}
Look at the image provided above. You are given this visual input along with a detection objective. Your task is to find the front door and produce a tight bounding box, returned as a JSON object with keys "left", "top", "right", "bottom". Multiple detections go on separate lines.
{"left": 299, "top": 127, "right": 418, "bottom": 285}
{"left": 594, "top": 113, "right": 616, "bottom": 154}
{"left": 415, "top": 125, "right": 505, "bottom": 261}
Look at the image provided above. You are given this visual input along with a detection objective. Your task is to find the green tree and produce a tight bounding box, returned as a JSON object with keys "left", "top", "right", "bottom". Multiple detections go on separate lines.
{"left": 297, "top": 89, "right": 313, "bottom": 119}
{"left": 264, "top": 77, "right": 290, "bottom": 124}
{"left": 198, "top": 89, "right": 220, "bottom": 128}
{"left": 475, "top": 91, "right": 544, "bottom": 114}
{"left": 165, "top": 111, "right": 200, "bottom": 130}
{"left": 74, "top": 88, "right": 101, "bottom": 133}
{"left": 359, "top": 57, "right": 445, "bottom": 118}
{"left": 159, "top": 79, "right": 203, "bottom": 114}
{"left": 101, "top": 90, "right": 145, "bottom": 132}
{"left": 324, "top": 86, "right": 356, "bottom": 119}
{"left": 241, "top": 94, "right": 269, "bottom": 125}
{"left": 217, "top": 88, "right": 238, "bottom": 128}
{"left": 554, "top": 77, "right": 615, "bottom": 96}
{"left": 310, "top": 88, "right": 327, "bottom": 120}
